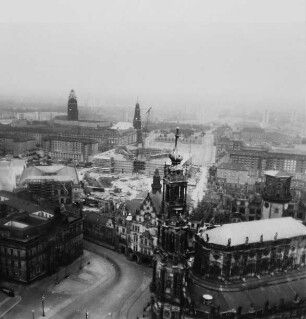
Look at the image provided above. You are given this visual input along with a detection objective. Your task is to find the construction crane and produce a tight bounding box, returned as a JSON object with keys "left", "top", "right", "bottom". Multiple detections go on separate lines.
{"left": 142, "top": 106, "right": 152, "bottom": 138}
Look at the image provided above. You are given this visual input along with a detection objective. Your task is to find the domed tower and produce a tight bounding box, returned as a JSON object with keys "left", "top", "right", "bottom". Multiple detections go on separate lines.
{"left": 67, "top": 89, "right": 78, "bottom": 121}
{"left": 133, "top": 100, "right": 142, "bottom": 145}
{"left": 261, "top": 170, "right": 292, "bottom": 219}
{"left": 151, "top": 128, "right": 190, "bottom": 319}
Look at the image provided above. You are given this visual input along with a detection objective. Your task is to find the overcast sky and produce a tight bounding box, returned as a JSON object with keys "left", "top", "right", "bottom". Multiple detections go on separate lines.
{"left": 0, "top": 0, "right": 305, "bottom": 111}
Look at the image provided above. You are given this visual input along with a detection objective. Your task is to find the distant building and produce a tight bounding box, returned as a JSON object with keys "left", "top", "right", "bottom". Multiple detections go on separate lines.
{"left": 240, "top": 126, "right": 265, "bottom": 143}
{"left": 0, "top": 134, "right": 37, "bottom": 157}
{"left": 230, "top": 148, "right": 306, "bottom": 176}
{"left": 42, "top": 135, "right": 98, "bottom": 162}
{"left": 133, "top": 101, "right": 142, "bottom": 145}
{"left": 67, "top": 89, "right": 78, "bottom": 121}
{"left": 0, "top": 200, "right": 82, "bottom": 283}
{"left": 216, "top": 162, "right": 249, "bottom": 185}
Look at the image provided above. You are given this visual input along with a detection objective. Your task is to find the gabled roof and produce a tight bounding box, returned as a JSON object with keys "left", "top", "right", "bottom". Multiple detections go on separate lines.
{"left": 202, "top": 217, "right": 306, "bottom": 247}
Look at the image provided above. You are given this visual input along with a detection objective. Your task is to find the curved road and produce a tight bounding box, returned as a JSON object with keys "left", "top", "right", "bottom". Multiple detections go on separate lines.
{"left": 3, "top": 242, "right": 151, "bottom": 319}
{"left": 52, "top": 241, "right": 151, "bottom": 319}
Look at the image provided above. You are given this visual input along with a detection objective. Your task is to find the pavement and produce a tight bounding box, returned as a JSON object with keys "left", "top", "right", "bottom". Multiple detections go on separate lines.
{"left": 1, "top": 244, "right": 152, "bottom": 319}
{"left": 1, "top": 250, "right": 116, "bottom": 319}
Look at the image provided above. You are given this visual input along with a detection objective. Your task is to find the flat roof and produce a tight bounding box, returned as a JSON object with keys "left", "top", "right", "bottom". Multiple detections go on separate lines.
{"left": 264, "top": 170, "right": 293, "bottom": 178}
{"left": 4, "top": 220, "right": 29, "bottom": 229}
{"left": 202, "top": 217, "right": 306, "bottom": 246}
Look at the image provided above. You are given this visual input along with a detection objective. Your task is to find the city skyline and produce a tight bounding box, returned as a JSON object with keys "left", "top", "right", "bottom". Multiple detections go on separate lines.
{"left": 0, "top": 0, "right": 305, "bottom": 113}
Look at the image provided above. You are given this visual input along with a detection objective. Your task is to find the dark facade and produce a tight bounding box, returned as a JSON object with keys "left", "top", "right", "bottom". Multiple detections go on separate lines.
{"left": 261, "top": 171, "right": 292, "bottom": 219}
{"left": 230, "top": 148, "right": 306, "bottom": 175}
{"left": 67, "top": 89, "right": 78, "bottom": 121}
{"left": 0, "top": 207, "right": 83, "bottom": 283}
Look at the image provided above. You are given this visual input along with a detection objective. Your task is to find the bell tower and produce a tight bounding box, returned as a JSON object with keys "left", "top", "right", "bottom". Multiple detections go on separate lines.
{"left": 151, "top": 128, "right": 189, "bottom": 319}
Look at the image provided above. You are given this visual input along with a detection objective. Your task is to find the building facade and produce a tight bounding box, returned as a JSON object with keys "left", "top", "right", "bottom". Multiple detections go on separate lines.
{"left": 0, "top": 207, "right": 83, "bottom": 283}
{"left": 43, "top": 136, "right": 98, "bottom": 162}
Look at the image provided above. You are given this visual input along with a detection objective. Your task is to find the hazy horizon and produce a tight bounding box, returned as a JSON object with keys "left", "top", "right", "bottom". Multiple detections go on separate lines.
{"left": 0, "top": 0, "right": 305, "bottom": 113}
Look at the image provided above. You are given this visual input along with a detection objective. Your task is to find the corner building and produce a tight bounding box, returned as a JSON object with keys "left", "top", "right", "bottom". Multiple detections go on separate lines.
{"left": 151, "top": 128, "right": 191, "bottom": 319}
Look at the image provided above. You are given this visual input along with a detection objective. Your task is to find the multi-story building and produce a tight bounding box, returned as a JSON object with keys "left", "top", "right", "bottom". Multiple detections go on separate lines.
{"left": 190, "top": 217, "right": 306, "bottom": 317}
{"left": 216, "top": 162, "right": 249, "bottom": 186}
{"left": 240, "top": 126, "right": 265, "bottom": 143}
{"left": 18, "top": 165, "right": 80, "bottom": 204}
{"left": 0, "top": 203, "right": 83, "bottom": 283}
{"left": 125, "top": 191, "right": 161, "bottom": 264}
{"left": 230, "top": 148, "right": 306, "bottom": 176}
{"left": 43, "top": 136, "right": 98, "bottom": 162}
{"left": 0, "top": 134, "right": 37, "bottom": 157}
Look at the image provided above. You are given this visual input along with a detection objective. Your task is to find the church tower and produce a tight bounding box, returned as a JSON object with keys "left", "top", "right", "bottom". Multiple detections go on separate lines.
{"left": 67, "top": 89, "right": 78, "bottom": 121}
{"left": 151, "top": 128, "right": 189, "bottom": 319}
{"left": 133, "top": 100, "right": 142, "bottom": 145}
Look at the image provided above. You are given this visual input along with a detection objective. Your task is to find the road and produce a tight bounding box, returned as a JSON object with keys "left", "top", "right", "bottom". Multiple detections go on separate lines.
{"left": 2, "top": 242, "right": 151, "bottom": 319}
{"left": 190, "top": 132, "right": 216, "bottom": 205}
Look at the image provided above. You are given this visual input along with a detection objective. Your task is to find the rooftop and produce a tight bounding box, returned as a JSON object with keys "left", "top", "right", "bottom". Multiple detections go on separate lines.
{"left": 201, "top": 217, "right": 306, "bottom": 247}
{"left": 19, "top": 165, "right": 79, "bottom": 185}
{"left": 264, "top": 170, "right": 293, "bottom": 178}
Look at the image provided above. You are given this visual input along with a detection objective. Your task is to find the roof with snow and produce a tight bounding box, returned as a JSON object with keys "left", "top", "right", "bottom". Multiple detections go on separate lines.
{"left": 19, "top": 165, "right": 79, "bottom": 185}
{"left": 111, "top": 122, "right": 134, "bottom": 130}
{"left": 202, "top": 217, "right": 306, "bottom": 247}
{"left": 264, "top": 170, "right": 293, "bottom": 178}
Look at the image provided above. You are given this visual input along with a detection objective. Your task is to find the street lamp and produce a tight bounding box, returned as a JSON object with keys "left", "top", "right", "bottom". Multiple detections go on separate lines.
{"left": 41, "top": 294, "right": 46, "bottom": 317}
{"left": 32, "top": 310, "right": 35, "bottom": 319}
{"left": 85, "top": 311, "right": 89, "bottom": 318}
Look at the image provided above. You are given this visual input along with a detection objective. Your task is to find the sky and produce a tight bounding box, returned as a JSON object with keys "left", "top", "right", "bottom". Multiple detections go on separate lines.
{"left": 0, "top": 0, "right": 305, "bottom": 112}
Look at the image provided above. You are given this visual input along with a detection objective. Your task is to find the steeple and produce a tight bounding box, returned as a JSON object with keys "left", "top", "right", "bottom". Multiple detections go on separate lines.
{"left": 133, "top": 100, "right": 142, "bottom": 145}
{"left": 67, "top": 89, "right": 78, "bottom": 121}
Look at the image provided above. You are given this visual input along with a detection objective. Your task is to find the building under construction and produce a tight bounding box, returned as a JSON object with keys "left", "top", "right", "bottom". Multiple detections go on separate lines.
{"left": 18, "top": 165, "right": 80, "bottom": 204}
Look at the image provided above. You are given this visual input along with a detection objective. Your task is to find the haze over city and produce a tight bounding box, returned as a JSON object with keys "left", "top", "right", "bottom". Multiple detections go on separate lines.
{"left": 1, "top": 2, "right": 306, "bottom": 319}
{"left": 0, "top": 0, "right": 305, "bottom": 115}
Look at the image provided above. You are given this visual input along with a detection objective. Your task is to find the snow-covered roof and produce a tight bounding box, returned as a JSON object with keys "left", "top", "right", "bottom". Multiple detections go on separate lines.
{"left": 202, "top": 217, "right": 306, "bottom": 247}
{"left": 264, "top": 170, "right": 293, "bottom": 178}
{"left": 111, "top": 122, "right": 133, "bottom": 130}
{"left": 19, "top": 165, "right": 79, "bottom": 185}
